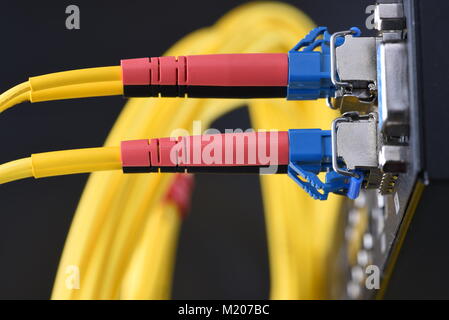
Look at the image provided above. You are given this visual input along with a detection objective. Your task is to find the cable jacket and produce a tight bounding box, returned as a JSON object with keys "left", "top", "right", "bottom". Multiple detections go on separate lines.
{"left": 29, "top": 66, "right": 123, "bottom": 102}
{"left": 31, "top": 147, "right": 121, "bottom": 178}
{"left": 0, "top": 82, "right": 30, "bottom": 113}
{"left": 0, "top": 158, "right": 33, "bottom": 184}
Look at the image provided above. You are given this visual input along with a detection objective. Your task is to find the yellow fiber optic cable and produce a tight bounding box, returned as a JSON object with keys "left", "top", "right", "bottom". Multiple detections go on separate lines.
{"left": 0, "top": 82, "right": 30, "bottom": 113}
{"left": 28, "top": 66, "right": 121, "bottom": 92}
{"left": 0, "top": 66, "right": 122, "bottom": 113}
{"left": 0, "top": 158, "right": 33, "bottom": 185}
{"left": 0, "top": 147, "right": 121, "bottom": 185}
{"left": 29, "top": 66, "right": 123, "bottom": 102}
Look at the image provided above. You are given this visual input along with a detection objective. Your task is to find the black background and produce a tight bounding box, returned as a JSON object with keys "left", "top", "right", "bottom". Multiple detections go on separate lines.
{"left": 0, "top": 0, "right": 447, "bottom": 300}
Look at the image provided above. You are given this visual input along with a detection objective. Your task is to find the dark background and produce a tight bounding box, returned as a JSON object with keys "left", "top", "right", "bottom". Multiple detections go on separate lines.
{"left": 0, "top": 0, "right": 446, "bottom": 299}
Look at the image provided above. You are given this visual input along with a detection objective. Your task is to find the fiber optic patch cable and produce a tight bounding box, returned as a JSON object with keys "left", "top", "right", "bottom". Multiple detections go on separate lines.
{"left": 0, "top": 26, "right": 369, "bottom": 201}
{"left": 5, "top": 2, "right": 355, "bottom": 300}
{"left": 0, "top": 129, "right": 364, "bottom": 200}
{"left": 0, "top": 26, "right": 361, "bottom": 114}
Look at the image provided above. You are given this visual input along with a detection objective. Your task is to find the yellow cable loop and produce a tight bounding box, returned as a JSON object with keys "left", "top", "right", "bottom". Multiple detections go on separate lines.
{"left": 121, "top": 202, "right": 181, "bottom": 300}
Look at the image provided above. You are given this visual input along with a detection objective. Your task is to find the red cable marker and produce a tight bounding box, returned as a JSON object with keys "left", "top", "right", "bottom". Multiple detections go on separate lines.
{"left": 164, "top": 174, "right": 195, "bottom": 218}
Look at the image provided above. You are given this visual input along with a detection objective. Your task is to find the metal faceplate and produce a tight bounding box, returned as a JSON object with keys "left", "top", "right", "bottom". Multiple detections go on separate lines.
{"left": 330, "top": 0, "right": 423, "bottom": 300}
{"left": 378, "top": 41, "right": 409, "bottom": 136}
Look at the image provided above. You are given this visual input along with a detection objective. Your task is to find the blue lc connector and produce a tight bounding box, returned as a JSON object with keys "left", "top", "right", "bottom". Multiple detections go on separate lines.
{"left": 287, "top": 129, "right": 364, "bottom": 200}
{"left": 287, "top": 26, "right": 361, "bottom": 100}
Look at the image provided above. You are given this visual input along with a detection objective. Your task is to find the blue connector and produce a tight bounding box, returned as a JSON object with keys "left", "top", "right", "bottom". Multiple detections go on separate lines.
{"left": 287, "top": 27, "right": 335, "bottom": 100}
{"left": 287, "top": 129, "right": 364, "bottom": 200}
{"left": 287, "top": 26, "right": 361, "bottom": 101}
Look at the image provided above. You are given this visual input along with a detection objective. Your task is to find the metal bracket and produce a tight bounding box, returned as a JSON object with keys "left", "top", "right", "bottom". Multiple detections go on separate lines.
{"left": 331, "top": 112, "right": 377, "bottom": 178}
{"left": 328, "top": 27, "right": 378, "bottom": 110}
